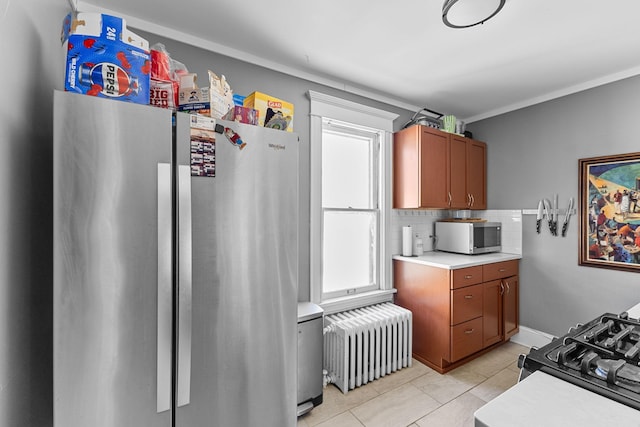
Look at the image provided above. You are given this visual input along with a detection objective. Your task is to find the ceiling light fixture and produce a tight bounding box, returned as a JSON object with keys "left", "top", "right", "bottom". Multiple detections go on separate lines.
{"left": 442, "top": 0, "right": 506, "bottom": 28}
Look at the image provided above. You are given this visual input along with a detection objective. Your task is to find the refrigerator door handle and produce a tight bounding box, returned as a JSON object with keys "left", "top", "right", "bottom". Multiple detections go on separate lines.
{"left": 177, "top": 165, "right": 192, "bottom": 407}
{"left": 157, "top": 163, "right": 172, "bottom": 413}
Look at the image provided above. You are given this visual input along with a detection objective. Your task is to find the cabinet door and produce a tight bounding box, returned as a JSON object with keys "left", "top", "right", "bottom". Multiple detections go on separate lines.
{"left": 482, "top": 280, "right": 503, "bottom": 348}
{"left": 449, "top": 136, "right": 468, "bottom": 208}
{"left": 420, "top": 128, "right": 449, "bottom": 208}
{"left": 503, "top": 276, "right": 519, "bottom": 339}
{"left": 467, "top": 140, "right": 487, "bottom": 209}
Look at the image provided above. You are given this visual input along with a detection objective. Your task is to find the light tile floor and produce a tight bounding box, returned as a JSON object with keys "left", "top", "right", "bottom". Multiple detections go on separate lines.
{"left": 298, "top": 342, "right": 529, "bottom": 427}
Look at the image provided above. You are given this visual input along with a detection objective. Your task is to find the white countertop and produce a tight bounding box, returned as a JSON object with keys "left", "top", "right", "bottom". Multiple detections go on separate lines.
{"left": 627, "top": 302, "right": 640, "bottom": 318}
{"left": 474, "top": 371, "right": 640, "bottom": 427}
{"left": 393, "top": 251, "right": 522, "bottom": 269}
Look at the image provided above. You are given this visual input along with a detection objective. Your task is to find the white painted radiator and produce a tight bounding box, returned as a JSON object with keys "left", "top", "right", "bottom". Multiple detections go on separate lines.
{"left": 323, "top": 303, "right": 412, "bottom": 394}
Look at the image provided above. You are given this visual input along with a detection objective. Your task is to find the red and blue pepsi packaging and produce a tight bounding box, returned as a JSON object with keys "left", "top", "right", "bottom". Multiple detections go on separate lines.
{"left": 62, "top": 12, "right": 151, "bottom": 104}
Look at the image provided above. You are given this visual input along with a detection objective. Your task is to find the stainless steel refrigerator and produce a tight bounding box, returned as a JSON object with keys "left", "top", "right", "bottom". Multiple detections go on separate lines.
{"left": 53, "top": 90, "right": 299, "bottom": 426}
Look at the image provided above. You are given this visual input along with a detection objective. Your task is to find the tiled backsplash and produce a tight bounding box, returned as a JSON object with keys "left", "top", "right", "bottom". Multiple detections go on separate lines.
{"left": 390, "top": 209, "right": 523, "bottom": 255}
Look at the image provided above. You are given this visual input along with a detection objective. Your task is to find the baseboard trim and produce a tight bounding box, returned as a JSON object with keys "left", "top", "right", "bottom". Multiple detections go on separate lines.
{"left": 509, "top": 325, "right": 555, "bottom": 349}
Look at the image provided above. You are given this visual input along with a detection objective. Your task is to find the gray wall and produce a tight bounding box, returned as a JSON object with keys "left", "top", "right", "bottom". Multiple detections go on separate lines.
{"left": 469, "top": 75, "right": 640, "bottom": 337}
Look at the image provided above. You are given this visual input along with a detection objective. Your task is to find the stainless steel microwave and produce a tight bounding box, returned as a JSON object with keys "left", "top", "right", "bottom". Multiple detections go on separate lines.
{"left": 435, "top": 221, "right": 501, "bottom": 255}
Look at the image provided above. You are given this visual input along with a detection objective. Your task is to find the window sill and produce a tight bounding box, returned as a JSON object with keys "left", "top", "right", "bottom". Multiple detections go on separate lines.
{"left": 318, "top": 289, "right": 397, "bottom": 316}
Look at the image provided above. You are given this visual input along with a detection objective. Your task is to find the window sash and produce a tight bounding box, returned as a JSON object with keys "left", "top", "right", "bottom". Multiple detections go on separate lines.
{"left": 321, "top": 208, "right": 379, "bottom": 300}
{"left": 322, "top": 126, "right": 380, "bottom": 209}
{"left": 322, "top": 120, "right": 380, "bottom": 210}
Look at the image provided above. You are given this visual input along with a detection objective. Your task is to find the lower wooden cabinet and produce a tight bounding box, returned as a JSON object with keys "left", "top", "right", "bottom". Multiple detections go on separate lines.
{"left": 393, "top": 258, "right": 519, "bottom": 373}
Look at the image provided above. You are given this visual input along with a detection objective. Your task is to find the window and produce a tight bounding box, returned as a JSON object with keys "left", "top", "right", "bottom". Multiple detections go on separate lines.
{"left": 308, "top": 91, "right": 398, "bottom": 313}
{"left": 322, "top": 120, "right": 380, "bottom": 299}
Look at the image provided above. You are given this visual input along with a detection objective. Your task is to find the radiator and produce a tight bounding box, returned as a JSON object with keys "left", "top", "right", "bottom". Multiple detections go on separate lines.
{"left": 323, "top": 303, "right": 412, "bottom": 394}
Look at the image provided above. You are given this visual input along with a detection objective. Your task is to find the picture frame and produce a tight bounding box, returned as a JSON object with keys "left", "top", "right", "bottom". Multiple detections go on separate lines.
{"left": 579, "top": 152, "right": 640, "bottom": 272}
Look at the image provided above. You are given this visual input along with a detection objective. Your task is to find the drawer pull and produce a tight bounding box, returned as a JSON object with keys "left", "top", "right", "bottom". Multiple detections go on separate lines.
{"left": 464, "top": 295, "right": 473, "bottom": 299}
{"left": 464, "top": 275, "right": 472, "bottom": 279}
{"left": 499, "top": 268, "right": 506, "bottom": 272}
{"left": 464, "top": 329, "right": 475, "bottom": 334}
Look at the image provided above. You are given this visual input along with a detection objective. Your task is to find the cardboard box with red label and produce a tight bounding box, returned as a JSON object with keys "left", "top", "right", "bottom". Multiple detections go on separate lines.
{"left": 61, "top": 12, "right": 150, "bottom": 104}
{"left": 222, "top": 106, "right": 259, "bottom": 125}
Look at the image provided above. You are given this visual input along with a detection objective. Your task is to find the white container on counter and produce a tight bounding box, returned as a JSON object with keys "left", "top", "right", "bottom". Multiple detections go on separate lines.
{"left": 413, "top": 234, "right": 423, "bottom": 256}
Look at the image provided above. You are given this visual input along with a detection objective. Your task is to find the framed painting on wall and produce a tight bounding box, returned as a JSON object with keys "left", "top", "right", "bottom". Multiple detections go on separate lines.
{"left": 579, "top": 152, "right": 640, "bottom": 272}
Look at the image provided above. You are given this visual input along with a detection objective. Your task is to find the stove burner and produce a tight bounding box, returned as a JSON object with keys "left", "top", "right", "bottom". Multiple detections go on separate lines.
{"left": 594, "top": 364, "right": 608, "bottom": 379}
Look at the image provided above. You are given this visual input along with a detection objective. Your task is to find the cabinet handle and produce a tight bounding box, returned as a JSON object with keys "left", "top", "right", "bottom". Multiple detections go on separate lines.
{"left": 448, "top": 192, "right": 452, "bottom": 206}
{"left": 467, "top": 194, "right": 472, "bottom": 207}
{"left": 464, "top": 295, "right": 473, "bottom": 299}
{"left": 468, "top": 194, "right": 474, "bottom": 207}
{"left": 499, "top": 268, "right": 506, "bottom": 272}
{"left": 464, "top": 329, "right": 475, "bottom": 334}
{"left": 505, "top": 281, "right": 511, "bottom": 294}
{"left": 500, "top": 282, "right": 505, "bottom": 295}
{"left": 464, "top": 275, "right": 472, "bottom": 279}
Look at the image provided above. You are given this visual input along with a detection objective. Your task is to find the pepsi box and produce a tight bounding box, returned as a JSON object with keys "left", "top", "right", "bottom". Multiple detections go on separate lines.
{"left": 61, "top": 12, "right": 150, "bottom": 104}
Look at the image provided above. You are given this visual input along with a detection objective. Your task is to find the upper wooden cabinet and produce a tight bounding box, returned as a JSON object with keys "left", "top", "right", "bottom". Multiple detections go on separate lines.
{"left": 393, "top": 125, "right": 487, "bottom": 209}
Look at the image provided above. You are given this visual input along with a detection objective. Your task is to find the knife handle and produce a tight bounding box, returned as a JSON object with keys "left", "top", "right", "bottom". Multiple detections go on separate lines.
{"left": 536, "top": 220, "right": 541, "bottom": 234}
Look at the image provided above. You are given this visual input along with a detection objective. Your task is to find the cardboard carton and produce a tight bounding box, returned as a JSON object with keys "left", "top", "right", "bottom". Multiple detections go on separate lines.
{"left": 243, "top": 92, "right": 294, "bottom": 132}
{"left": 178, "top": 73, "right": 210, "bottom": 115}
{"left": 61, "top": 12, "right": 150, "bottom": 104}
{"left": 222, "top": 106, "right": 259, "bottom": 125}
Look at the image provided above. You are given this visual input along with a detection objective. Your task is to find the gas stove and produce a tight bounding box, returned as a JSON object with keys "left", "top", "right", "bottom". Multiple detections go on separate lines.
{"left": 518, "top": 312, "right": 640, "bottom": 411}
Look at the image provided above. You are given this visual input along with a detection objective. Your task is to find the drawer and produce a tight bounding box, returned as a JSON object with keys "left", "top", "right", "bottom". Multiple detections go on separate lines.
{"left": 451, "top": 283, "right": 483, "bottom": 325}
{"left": 450, "top": 317, "right": 483, "bottom": 362}
{"left": 451, "top": 266, "right": 483, "bottom": 289}
{"left": 483, "top": 260, "right": 519, "bottom": 282}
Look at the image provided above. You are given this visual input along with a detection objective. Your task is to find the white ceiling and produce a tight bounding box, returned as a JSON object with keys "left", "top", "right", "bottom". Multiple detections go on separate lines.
{"left": 78, "top": 0, "right": 640, "bottom": 122}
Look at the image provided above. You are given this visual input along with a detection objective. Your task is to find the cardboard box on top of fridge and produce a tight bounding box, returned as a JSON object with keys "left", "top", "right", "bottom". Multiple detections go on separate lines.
{"left": 177, "top": 73, "right": 210, "bottom": 115}
{"left": 222, "top": 105, "right": 259, "bottom": 125}
{"left": 61, "top": 12, "right": 151, "bottom": 104}
{"left": 243, "top": 92, "right": 294, "bottom": 132}
{"left": 209, "top": 71, "right": 234, "bottom": 119}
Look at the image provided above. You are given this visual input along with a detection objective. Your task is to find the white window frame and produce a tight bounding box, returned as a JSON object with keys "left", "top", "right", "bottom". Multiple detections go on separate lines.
{"left": 321, "top": 119, "right": 381, "bottom": 299}
{"left": 308, "top": 90, "right": 398, "bottom": 314}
